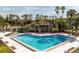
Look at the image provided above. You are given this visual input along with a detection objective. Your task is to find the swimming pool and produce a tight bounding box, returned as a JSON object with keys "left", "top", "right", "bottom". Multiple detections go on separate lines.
{"left": 14, "top": 34, "right": 71, "bottom": 51}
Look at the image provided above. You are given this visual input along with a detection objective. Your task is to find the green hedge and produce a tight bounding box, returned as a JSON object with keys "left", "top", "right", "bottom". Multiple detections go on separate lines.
{"left": 52, "top": 28, "right": 59, "bottom": 32}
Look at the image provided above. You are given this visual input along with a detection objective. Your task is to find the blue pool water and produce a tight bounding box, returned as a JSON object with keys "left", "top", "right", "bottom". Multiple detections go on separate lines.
{"left": 14, "top": 34, "right": 70, "bottom": 50}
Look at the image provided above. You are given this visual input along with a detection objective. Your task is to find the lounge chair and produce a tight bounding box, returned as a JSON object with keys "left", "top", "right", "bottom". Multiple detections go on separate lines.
{"left": 10, "top": 46, "right": 16, "bottom": 50}
{"left": 69, "top": 37, "right": 76, "bottom": 42}
{"left": 4, "top": 32, "right": 13, "bottom": 36}
{"left": 4, "top": 41, "right": 9, "bottom": 44}
{"left": 0, "top": 37, "right": 3, "bottom": 43}
{"left": 4, "top": 32, "right": 17, "bottom": 36}
{"left": 64, "top": 47, "right": 75, "bottom": 53}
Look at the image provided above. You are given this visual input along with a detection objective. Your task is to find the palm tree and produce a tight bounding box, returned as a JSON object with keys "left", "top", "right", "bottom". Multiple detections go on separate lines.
{"left": 57, "top": 19, "right": 68, "bottom": 32}
{"left": 22, "top": 14, "right": 33, "bottom": 25}
{"left": 74, "top": 12, "right": 79, "bottom": 35}
{"left": 44, "top": 15, "right": 48, "bottom": 20}
{"left": 35, "top": 14, "right": 40, "bottom": 20}
{"left": 67, "top": 9, "right": 77, "bottom": 34}
{"left": 9, "top": 14, "right": 17, "bottom": 20}
{"left": 67, "top": 9, "right": 76, "bottom": 19}
{"left": 39, "top": 15, "right": 44, "bottom": 24}
{"left": 60, "top": 6, "right": 65, "bottom": 18}
{"left": 35, "top": 14, "right": 40, "bottom": 24}
{"left": 21, "top": 14, "right": 28, "bottom": 21}
{"left": 8, "top": 14, "right": 21, "bottom": 26}
{"left": 28, "top": 14, "right": 32, "bottom": 20}
{"left": 55, "top": 6, "right": 60, "bottom": 18}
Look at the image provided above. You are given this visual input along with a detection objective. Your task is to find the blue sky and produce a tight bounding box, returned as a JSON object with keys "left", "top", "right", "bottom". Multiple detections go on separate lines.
{"left": 0, "top": 6, "right": 79, "bottom": 18}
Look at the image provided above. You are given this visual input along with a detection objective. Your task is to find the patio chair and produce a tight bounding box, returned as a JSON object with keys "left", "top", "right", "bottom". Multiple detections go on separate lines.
{"left": 10, "top": 46, "right": 16, "bottom": 50}
{"left": 69, "top": 37, "right": 76, "bottom": 42}
{"left": 4, "top": 41, "right": 9, "bottom": 44}
{"left": 64, "top": 47, "right": 75, "bottom": 53}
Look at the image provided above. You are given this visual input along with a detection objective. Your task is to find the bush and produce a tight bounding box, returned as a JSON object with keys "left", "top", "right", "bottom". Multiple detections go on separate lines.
{"left": 52, "top": 28, "right": 58, "bottom": 32}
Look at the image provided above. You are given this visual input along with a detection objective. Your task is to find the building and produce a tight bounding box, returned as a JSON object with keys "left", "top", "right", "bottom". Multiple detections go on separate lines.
{"left": 10, "top": 26, "right": 22, "bottom": 32}
{"left": 31, "top": 24, "right": 53, "bottom": 33}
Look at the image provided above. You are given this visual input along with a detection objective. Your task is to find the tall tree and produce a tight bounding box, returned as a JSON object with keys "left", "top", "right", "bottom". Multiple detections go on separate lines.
{"left": 74, "top": 12, "right": 79, "bottom": 35}
{"left": 67, "top": 9, "right": 77, "bottom": 26}
{"left": 35, "top": 14, "right": 40, "bottom": 24}
{"left": 60, "top": 6, "right": 65, "bottom": 18}
{"left": 35, "top": 14, "right": 40, "bottom": 20}
{"left": 28, "top": 14, "right": 32, "bottom": 20}
{"left": 21, "top": 14, "right": 28, "bottom": 21}
{"left": 55, "top": 6, "right": 60, "bottom": 18}
{"left": 22, "top": 14, "right": 33, "bottom": 24}
{"left": 8, "top": 14, "right": 20, "bottom": 26}
{"left": 67, "top": 9, "right": 77, "bottom": 34}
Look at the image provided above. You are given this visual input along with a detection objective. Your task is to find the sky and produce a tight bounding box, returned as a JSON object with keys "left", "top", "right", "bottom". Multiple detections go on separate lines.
{"left": 0, "top": 6, "right": 79, "bottom": 18}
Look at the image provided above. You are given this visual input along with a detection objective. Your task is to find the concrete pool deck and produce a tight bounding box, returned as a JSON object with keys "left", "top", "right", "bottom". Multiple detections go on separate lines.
{"left": 0, "top": 32, "right": 79, "bottom": 53}
{"left": 0, "top": 32, "right": 32, "bottom": 52}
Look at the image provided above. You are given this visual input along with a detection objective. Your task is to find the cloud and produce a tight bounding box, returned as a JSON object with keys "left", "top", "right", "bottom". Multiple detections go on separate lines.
{"left": 0, "top": 6, "right": 79, "bottom": 18}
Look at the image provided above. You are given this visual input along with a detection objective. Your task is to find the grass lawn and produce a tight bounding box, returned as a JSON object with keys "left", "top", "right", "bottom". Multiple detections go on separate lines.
{"left": 0, "top": 40, "right": 13, "bottom": 53}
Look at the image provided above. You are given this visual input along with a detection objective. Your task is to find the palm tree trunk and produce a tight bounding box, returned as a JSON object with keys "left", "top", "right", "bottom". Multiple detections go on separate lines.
{"left": 62, "top": 13, "right": 63, "bottom": 18}
{"left": 57, "top": 13, "right": 58, "bottom": 19}
{"left": 75, "top": 26, "right": 77, "bottom": 36}
{"left": 70, "top": 16, "right": 73, "bottom": 35}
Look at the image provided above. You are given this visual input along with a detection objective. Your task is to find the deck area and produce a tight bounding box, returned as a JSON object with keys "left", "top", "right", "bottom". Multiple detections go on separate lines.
{"left": 0, "top": 32, "right": 79, "bottom": 53}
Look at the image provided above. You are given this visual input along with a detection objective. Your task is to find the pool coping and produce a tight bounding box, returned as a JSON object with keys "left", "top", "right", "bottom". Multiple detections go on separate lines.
{"left": 11, "top": 38, "right": 37, "bottom": 52}
{"left": 10, "top": 33, "right": 75, "bottom": 52}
